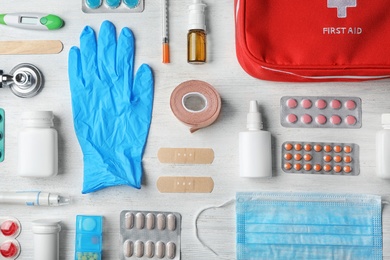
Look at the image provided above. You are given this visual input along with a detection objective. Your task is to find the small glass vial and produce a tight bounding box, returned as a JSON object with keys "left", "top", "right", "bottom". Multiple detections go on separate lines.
{"left": 18, "top": 111, "right": 58, "bottom": 178}
{"left": 187, "top": 0, "right": 207, "bottom": 64}
{"left": 239, "top": 101, "right": 272, "bottom": 178}
{"left": 376, "top": 113, "right": 390, "bottom": 179}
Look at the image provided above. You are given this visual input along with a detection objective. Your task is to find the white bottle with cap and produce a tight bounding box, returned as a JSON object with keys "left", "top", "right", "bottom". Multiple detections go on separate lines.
{"left": 18, "top": 111, "right": 58, "bottom": 177}
{"left": 239, "top": 100, "right": 272, "bottom": 178}
{"left": 32, "top": 219, "right": 61, "bottom": 260}
{"left": 376, "top": 113, "right": 390, "bottom": 179}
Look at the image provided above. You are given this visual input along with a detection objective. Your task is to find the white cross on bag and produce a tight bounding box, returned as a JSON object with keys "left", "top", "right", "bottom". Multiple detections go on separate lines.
{"left": 327, "top": 0, "right": 357, "bottom": 18}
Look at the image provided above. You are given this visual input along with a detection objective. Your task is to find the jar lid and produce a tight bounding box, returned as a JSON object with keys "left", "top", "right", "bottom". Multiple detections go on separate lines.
{"left": 21, "top": 111, "right": 54, "bottom": 127}
{"left": 32, "top": 219, "right": 61, "bottom": 234}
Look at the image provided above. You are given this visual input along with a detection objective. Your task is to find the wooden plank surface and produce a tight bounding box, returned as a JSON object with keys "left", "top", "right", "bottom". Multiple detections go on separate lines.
{"left": 0, "top": 1, "right": 389, "bottom": 259}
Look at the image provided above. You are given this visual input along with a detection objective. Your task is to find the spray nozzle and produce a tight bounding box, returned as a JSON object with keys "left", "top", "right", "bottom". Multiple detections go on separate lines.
{"left": 247, "top": 100, "right": 263, "bottom": 131}
{"left": 188, "top": 0, "right": 206, "bottom": 31}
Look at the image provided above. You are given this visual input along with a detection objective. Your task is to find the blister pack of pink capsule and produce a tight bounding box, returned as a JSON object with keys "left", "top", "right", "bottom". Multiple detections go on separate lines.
{"left": 0, "top": 217, "right": 21, "bottom": 260}
{"left": 120, "top": 210, "right": 181, "bottom": 260}
{"left": 282, "top": 141, "right": 360, "bottom": 175}
{"left": 280, "top": 96, "right": 362, "bottom": 128}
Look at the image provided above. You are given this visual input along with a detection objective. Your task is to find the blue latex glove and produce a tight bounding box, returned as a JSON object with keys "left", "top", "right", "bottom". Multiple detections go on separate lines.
{"left": 68, "top": 21, "right": 154, "bottom": 194}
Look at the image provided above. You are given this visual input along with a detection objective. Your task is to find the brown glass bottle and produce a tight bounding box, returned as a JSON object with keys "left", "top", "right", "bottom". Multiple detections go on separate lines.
{"left": 188, "top": 29, "right": 206, "bottom": 64}
{"left": 188, "top": 0, "right": 206, "bottom": 64}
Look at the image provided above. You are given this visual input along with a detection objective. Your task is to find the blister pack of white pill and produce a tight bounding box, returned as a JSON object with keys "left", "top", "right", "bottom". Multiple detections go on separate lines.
{"left": 82, "top": 0, "right": 144, "bottom": 13}
{"left": 120, "top": 211, "right": 181, "bottom": 260}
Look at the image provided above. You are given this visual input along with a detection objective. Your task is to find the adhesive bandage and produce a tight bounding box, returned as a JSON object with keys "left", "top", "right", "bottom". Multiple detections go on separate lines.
{"left": 157, "top": 148, "right": 214, "bottom": 164}
{"left": 157, "top": 176, "right": 214, "bottom": 193}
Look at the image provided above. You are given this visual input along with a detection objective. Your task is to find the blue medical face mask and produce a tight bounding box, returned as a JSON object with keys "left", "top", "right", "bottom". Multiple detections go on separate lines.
{"left": 236, "top": 192, "right": 382, "bottom": 260}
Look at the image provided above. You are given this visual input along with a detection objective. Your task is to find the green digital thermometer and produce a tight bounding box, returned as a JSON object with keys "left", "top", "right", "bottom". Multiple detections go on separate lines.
{"left": 0, "top": 13, "right": 64, "bottom": 30}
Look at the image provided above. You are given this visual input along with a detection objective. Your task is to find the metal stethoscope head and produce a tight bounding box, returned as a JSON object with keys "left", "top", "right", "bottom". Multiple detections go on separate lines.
{"left": 0, "top": 63, "right": 44, "bottom": 98}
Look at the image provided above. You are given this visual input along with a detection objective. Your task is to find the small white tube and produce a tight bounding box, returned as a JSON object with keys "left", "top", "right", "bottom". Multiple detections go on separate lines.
{"left": 0, "top": 191, "right": 70, "bottom": 206}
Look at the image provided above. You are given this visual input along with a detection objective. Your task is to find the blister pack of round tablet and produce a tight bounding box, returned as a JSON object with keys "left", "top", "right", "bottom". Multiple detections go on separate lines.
{"left": 120, "top": 211, "right": 181, "bottom": 260}
{"left": 280, "top": 96, "right": 362, "bottom": 128}
{"left": 82, "top": 0, "right": 144, "bottom": 13}
{"left": 282, "top": 141, "right": 360, "bottom": 175}
{"left": 0, "top": 217, "right": 21, "bottom": 260}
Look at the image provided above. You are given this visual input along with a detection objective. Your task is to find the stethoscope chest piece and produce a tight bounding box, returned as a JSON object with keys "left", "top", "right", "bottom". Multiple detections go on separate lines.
{"left": 8, "top": 63, "right": 44, "bottom": 98}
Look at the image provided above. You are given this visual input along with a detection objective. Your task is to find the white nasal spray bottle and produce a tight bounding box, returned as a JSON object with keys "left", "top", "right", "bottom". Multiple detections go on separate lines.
{"left": 239, "top": 100, "right": 272, "bottom": 178}
{"left": 376, "top": 113, "right": 390, "bottom": 179}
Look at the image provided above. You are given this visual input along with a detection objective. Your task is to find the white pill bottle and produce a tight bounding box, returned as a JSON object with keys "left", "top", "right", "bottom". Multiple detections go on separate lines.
{"left": 18, "top": 111, "right": 58, "bottom": 177}
{"left": 32, "top": 219, "right": 61, "bottom": 260}
{"left": 239, "top": 100, "right": 272, "bottom": 178}
{"left": 376, "top": 113, "right": 390, "bottom": 179}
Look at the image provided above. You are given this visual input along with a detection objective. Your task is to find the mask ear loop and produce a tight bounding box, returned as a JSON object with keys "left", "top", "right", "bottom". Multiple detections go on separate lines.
{"left": 194, "top": 198, "right": 235, "bottom": 256}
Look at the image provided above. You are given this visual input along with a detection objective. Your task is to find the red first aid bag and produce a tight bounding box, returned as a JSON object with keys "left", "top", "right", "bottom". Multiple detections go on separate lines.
{"left": 235, "top": 0, "right": 390, "bottom": 82}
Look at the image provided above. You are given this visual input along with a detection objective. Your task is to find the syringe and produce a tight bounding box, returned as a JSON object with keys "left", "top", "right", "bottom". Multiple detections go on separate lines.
{"left": 162, "top": 0, "right": 170, "bottom": 63}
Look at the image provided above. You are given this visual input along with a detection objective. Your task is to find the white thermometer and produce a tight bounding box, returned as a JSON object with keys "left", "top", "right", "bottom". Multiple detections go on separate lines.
{"left": 0, "top": 13, "right": 64, "bottom": 30}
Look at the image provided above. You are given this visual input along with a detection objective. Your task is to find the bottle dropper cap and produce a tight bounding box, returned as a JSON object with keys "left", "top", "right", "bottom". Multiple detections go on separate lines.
{"left": 36, "top": 192, "right": 70, "bottom": 206}
{"left": 247, "top": 100, "right": 263, "bottom": 130}
{"left": 188, "top": 0, "right": 206, "bottom": 31}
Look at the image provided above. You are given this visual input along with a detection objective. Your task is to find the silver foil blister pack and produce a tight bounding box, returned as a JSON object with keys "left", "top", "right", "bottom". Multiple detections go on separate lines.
{"left": 82, "top": 0, "right": 144, "bottom": 13}
{"left": 0, "top": 217, "right": 21, "bottom": 260}
{"left": 280, "top": 96, "right": 362, "bottom": 128}
{"left": 0, "top": 109, "right": 4, "bottom": 162}
{"left": 120, "top": 210, "right": 181, "bottom": 259}
{"left": 282, "top": 141, "right": 360, "bottom": 175}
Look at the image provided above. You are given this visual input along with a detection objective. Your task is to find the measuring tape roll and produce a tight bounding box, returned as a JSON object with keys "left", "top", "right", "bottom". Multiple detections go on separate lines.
{"left": 170, "top": 80, "right": 221, "bottom": 133}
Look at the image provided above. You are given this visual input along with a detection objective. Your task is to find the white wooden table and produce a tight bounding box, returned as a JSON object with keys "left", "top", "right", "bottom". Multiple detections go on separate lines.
{"left": 0, "top": 0, "right": 389, "bottom": 259}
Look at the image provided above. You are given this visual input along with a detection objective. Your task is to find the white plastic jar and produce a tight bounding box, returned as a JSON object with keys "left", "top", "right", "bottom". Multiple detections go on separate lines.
{"left": 31, "top": 219, "right": 61, "bottom": 260}
{"left": 18, "top": 111, "right": 58, "bottom": 177}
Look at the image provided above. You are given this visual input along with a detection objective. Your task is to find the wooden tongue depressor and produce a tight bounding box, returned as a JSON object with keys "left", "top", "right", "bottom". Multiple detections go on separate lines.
{"left": 0, "top": 40, "right": 63, "bottom": 54}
